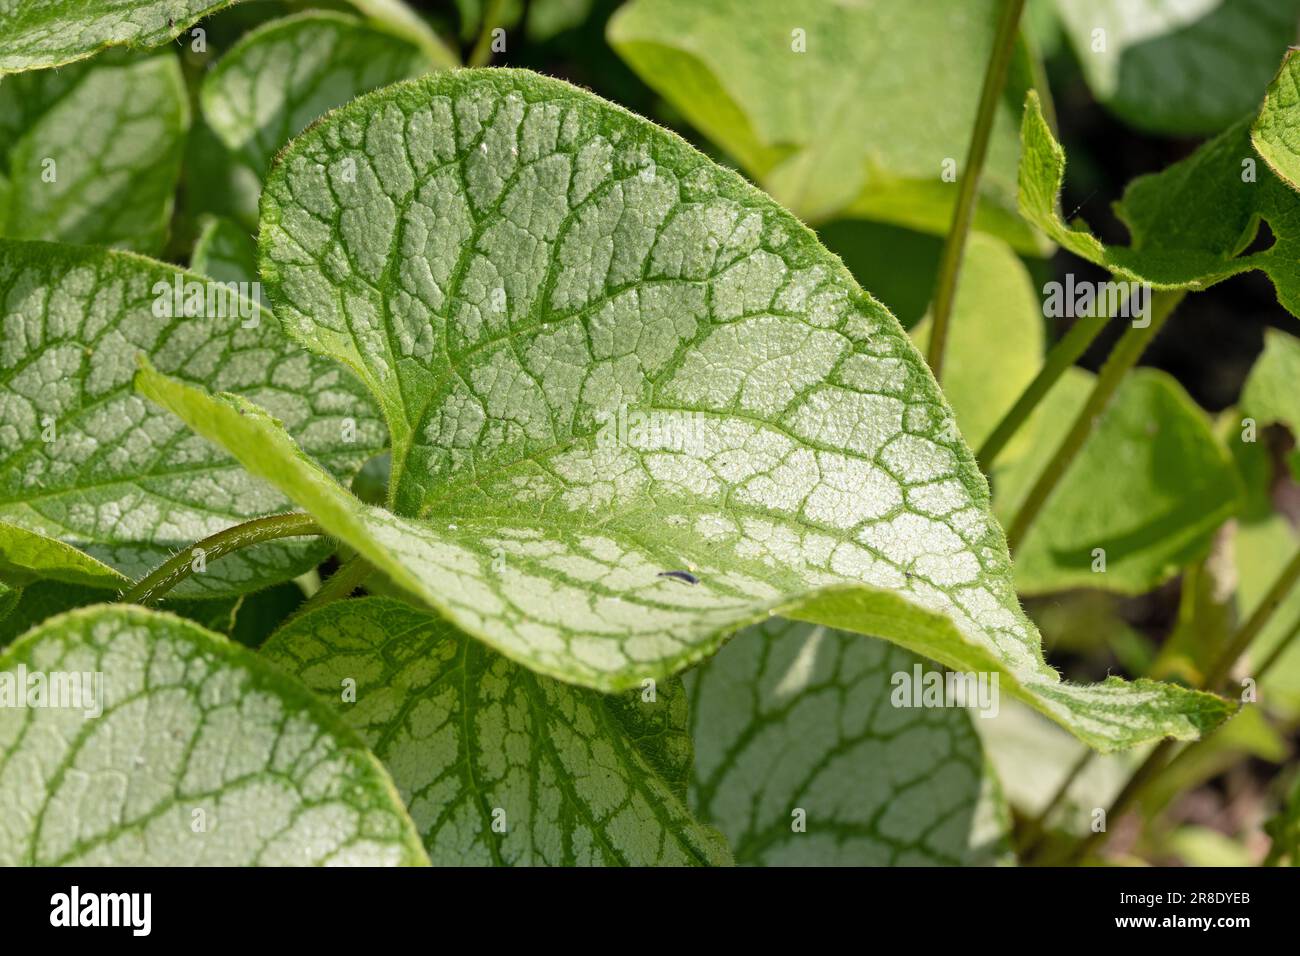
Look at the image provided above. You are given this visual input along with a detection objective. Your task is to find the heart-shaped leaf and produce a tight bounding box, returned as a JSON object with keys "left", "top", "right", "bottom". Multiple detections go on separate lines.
{"left": 262, "top": 597, "right": 732, "bottom": 865}
{"left": 142, "top": 69, "right": 1232, "bottom": 752}
{"left": 0, "top": 604, "right": 427, "bottom": 865}
{"left": 0, "top": 239, "right": 385, "bottom": 595}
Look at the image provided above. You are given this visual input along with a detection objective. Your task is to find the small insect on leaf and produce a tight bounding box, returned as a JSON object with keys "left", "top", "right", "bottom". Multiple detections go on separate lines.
{"left": 658, "top": 570, "right": 699, "bottom": 585}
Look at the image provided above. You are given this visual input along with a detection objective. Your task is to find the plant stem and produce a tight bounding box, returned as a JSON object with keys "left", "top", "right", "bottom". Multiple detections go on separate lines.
{"left": 1005, "top": 289, "right": 1184, "bottom": 553}
{"left": 1202, "top": 546, "right": 1300, "bottom": 688}
{"left": 1252, "top": 611, "right": 1300, "bottom": 679}
{"left": 977, "top": 310, "right": 1109, "bottom": 472}
{"left": 1063, "top": 545, "right": 1300, "bottom": 865}
{"left": 282, "top": 555, "right": 373, "bottom": 628}
{"left": 925, "top": 0, "right": 1027, "bottom": 381}
{"left": 120, "top": 513, "right": 324, "bottom": 606}
{"left": 1017, "top": 748, "right": 1093, "bottom": 858}
{"left": 468, "top": 0, "right": 505, "bottom": 67}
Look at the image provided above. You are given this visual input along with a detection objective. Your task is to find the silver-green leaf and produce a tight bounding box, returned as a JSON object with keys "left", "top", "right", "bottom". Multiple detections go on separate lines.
{"left": 0, "top": 604, "right": 428, "bottom": 865}
{"left": 261, "top": 596, "right": 732, "bottom": 865}
{"left": 143, "top": 69, "right": 1232, "bottom": 752}
{"left": 0, "top": 239, "right": 385, "bottom": 595}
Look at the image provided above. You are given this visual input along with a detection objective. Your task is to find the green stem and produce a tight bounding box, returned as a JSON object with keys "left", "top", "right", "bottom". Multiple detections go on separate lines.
{"left": 120, "top": 513, "right": 324, "bottom": 606}
{"left": 1064, "top": 546, "right": 1300, "bottom": 865}
{"left": 1018, "top": 748, "right": 1093, "bottom": 859}
{"left": 925, "top": 0, "right": 1027, "bottom": 381}
{"left": 977, "top": 310, "right": 1109, "bottom": 472}
{"left": 468, "top": 0, "right": 505, "bottom": 67}
{"left": 1252, "top": 611, "right": 1300, "bottom": 680}
{"left": 1202, "top": 546, "right": 1300, "bottom": 688}
{"left": 1005, "top": 289, "right": 1183, "bottom": 553}
{"left": 283, "top": 555, "right": 373, "bottom": 627}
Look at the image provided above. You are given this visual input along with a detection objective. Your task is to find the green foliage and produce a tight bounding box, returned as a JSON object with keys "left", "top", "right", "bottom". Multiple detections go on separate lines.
{"left": 0, "top": 0, "right": 1295, "bottom": 869}
{"left": 994, "top": 369, "right": 1243, "bottom": 595}
{"left": 0, "top": 604, "right": 427, "bottom": 864}
{"left": 0, "top": 1, "right": 237, "bottom": 73}
{"left": 0, "top": 240, "right": 384, "bottom": 595}
{"left": 609, "top": 0, "right": 1047, "bottom": 251}
{"left": 1054, "top": 0, "right": 1300, "bottom": 136}
{"left": 0, "top": 51, "right": 188, "bottom": 254}
{"left": 262, "top": 597, "right": 731, "bottom": 865}
{"left": 140, "top": 68, "right": 1230, "bottom": 751}
{"left": 687, "top": 616, "right": 1012, "bottom": 864}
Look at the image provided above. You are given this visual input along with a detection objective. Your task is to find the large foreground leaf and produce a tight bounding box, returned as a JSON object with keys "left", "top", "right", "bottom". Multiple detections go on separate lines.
{"left": 687, "top": 617, "right": 1011, "bottom": 864}
{"left": 994, "top": 369, "right": 1243, "bottom": 595}
{"left": 144, "top": 69, "right": 1231, "bottom": 751}
{"left": 0, "top": 1, "right": 236, "bottom": 74}
{"left": 1054, "top": 0, "right": 1300, "bottom": 136}
{"left": 0, "top": 239, "right": 385, "bottom": 595}
{"left": 262, "top": 597, "right": 731, "bottom": 865}
{"left": 608, "top": 0, "right": 1045, "bottom": 251}
{"left": 0, "top": 51, "right": 188, "bottom": 255}
{"left": 0, "top": 605, "right": 427, "bottom": 865}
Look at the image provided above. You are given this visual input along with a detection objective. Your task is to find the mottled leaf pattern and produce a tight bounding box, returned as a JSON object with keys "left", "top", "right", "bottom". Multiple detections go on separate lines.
{"left": 0, "top": 605, "right": 428, "bottom": 865}
{"left": 262, "top": 597, "right": 731, "bottom": 865}
{"left": 0, "top": 240, "right": 385, "bottom": 596}
{"left": 139, "top": 70, "right": 1232, "bottom": 751}
{"left": 688, "top": 617, "right": 1011, "bottom": 864}
{"left": 0, "top": 51, "right": 188, "bottom": 255}
{"left": 994, "top": 369, "right": 1243, "bottom": 595}
{"left": 1055, "top": 0, "right": 1300, "bottom": 135}
{"left": 0, "top": 0, "right": 236, "bottom": 73}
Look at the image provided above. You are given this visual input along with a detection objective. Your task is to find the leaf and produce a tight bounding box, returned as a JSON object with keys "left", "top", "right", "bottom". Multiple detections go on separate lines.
{"left": 191, "top": 216, "right": 257, "bottom": 285}
{"left": 0, "top": 581, "right": 18, "bottom": 625}
{"left": 817, "top": 219, "right": 943, "bottom": 330}
{"left": 977, "top": 698, "right": 1152, "bottom": 839}
{"left": 994, "top": 368, "right": 1243, "bottom": 595}
{"left": 201, "top": 11, "right": 437, "bottom": 180}
{"left": 0, "top": 0, "right": 236, "bottom": 73}
{"left": 1255, "top": 50, "right": 1300, "bottom": 192}
{"left": 1054, "top": 0, "right": 1300, "bottom": 136}
{"left": 349, "top": 0, "right": 461, "bottom": 69}
{"left": 0, "top": 521, "right": 129, "bottom": 590}
{"left": 147, "top": 69, "right": 1232, "bottom": 751}
{"left": 607, "top": 0, "right": 1047, "bottom": 252}
{"left": 687, "top": 617, "right": 1011, "bottom": 864}
{"left": 260, "top": 596, "right": 732, "bottom": 865}
{"left": 909, "top": 233, "right": 1045, "bottom": 451}
{"left": 0, "top": 239, "right": 386, "bottom": 596}
{"left": 0, "top": 604, "right": 427, "bottom": 865}
{"left": 0, "top": 51, "right": 189, "bottom": 255}
{"left": 1018, "top": 87, "right": 1300, "bottom": 316}
{"left": 1240, "top": 327, "right": 1300, "bottom": 480}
